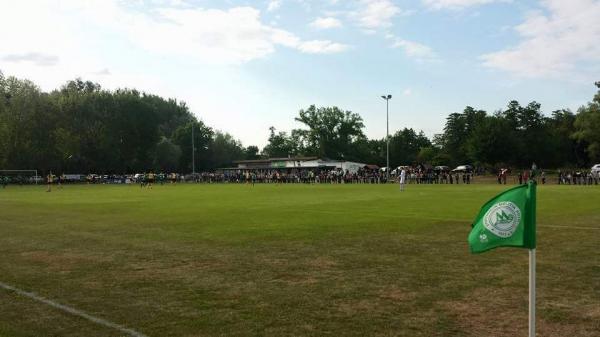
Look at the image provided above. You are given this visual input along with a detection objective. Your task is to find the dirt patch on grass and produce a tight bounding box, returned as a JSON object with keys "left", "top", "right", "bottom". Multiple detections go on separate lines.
{"left": 19, "top": 250, "right": 109, "bottom": 272}
{"left": 442, "top": 287, "right": 600, "bottom": 337}
{"left": 126, "top": 258, "right": 228, "bottom": 280}
{"left": 337, "top": 299, "right": 378, "bottom": 315}
{"left": 378, "top": 285, "right": 417, "bottom": 302}
{"left": 305, "top": 256, "right": 337, "bottom": 269}
{"left": 272, "top": 273, "right": 319, "bottom": 285}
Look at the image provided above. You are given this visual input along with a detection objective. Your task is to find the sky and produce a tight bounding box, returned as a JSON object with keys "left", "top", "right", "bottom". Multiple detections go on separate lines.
{"left": 1, "top": 0, "right": 599, "bottom": 147}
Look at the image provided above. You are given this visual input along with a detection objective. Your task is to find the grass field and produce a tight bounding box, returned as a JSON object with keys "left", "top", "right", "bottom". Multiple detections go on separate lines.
{"left": 0, "top": 183, "right": 598, "bottom": 337}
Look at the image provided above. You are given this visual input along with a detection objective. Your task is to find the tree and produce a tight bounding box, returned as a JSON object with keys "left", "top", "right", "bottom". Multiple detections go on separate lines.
{"left": 209, "top": 131, "right": 245, "bottom": 168}
{"left": 1, "top": 72, "right": 596, "bottom": 173}
{"left": 573, "top": 83, "right": 600, "bottom": 162}
{"left": 350, "top": 138, "right": 385, "bottom": 166}
{"left": 439, "top": 107, "right": 486, "bottom": 165}
{"left": 466, "top": 115, "right": 515, "bottom": 166}
{"left": 154, "top": 137, "right": 182, "bottom": 172}
{"left": 389, "top": 128, "right": 431, "bottom": 166}
{"left": 244, "top": 145, "right": 260, "bottom": 160}
{"left": 0, "top": 71, "right": 8, "bottom": 168}
{"left": 545, "top": 110, "right": 582, "bottom": 167}
{"left": 262, "top": 127, "right": 297, "bottom": 158}
{"left": 293, "top": 105, "right": 365, "bottom": 159}
{"left": 173, "top": 121, "right": 213, "bottom": 171}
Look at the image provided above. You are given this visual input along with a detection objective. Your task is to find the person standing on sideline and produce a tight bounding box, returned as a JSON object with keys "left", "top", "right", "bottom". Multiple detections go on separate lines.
{"left": 399, "top": 168, "right": 406, "bottom": 191}
{"left": 541, "top": 171, "right": 546, "bottom": 184}
{"left": 46, "top": 171, "right": 53, "bottom": 192}
{"left": 148, "top": 171, "right": 155, "bottom": 189}
{"left": 518, "top": 171, "right": 523, "bottom": 185}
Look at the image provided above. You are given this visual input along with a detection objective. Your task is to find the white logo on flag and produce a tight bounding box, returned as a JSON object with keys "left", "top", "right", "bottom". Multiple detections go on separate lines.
{"left": 483, "top": 201, "right": 521, "bottom": 238}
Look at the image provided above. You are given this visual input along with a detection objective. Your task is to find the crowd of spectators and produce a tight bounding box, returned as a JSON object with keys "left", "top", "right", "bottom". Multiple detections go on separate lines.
{"left": 557, "top": 170, "right": 599, "bottom": 185}
{"left": 1, "top": 166, "right": 599, "bottom": 187}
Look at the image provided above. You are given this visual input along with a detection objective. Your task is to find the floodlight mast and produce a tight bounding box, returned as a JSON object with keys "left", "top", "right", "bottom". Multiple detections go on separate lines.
{"left": 192, "top": 122, "right": 195, "bottom": 175}
{"left": 381, "top": 95, "right": 392, "bottom": 182}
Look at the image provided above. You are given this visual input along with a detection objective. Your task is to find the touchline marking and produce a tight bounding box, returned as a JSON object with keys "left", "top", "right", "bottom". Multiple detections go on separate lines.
{"left": 539, "top": 225, "right": 600, "bottom": 230}
{"left": 0, "top": 281, "right": 147, "bottom": 337}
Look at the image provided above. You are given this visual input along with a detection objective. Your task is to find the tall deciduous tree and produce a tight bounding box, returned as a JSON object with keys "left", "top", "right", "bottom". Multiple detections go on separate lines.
{"left": 388, "top": 128, "right": 431, "bottom": 166}
{"left": 573, "top": 83, "right": 600, "bottom": 162}
{"left": 293, "top": 105, "right": 365, "bottom": 159}
{"left": 173, "top": 121, "right": 213, "bottom": 172}
{"left": 262, "top": 126, "right": 297, "bottom": 158}
{"left": 209, "top": 131, "right": 245, "bottom": 168}
{"left": 154, "top": 137, "right": 182, "bottom": 172}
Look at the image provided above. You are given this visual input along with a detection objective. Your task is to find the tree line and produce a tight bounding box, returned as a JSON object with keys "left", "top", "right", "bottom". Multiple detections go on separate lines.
{"left": 1, "top": 71, "right": 599, "bottom": 173}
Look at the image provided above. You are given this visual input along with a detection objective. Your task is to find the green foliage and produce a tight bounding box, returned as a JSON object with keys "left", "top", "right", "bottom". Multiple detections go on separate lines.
{"left": 154, "top": 137, "right": 182, "bottom": 172}
{"left": 389, "top": 128, "right": 431, "bottom": 166}
{"left": 573, "top": 84, "right": 600, "bottom": 162}
{"left": 293, "top": 105, "right": 365, "bottom": 158}
{"left": 0, "top": 72, "right": 598, "bottom": 172}
{"left": 262, "top": 127, "right": 298, "bottom": 158}
{"left": 244, "top": 145, "right": 260, "bottom": 160}
{"left": 209, "top": 131, "right": 245, "bottom": 168}
{"left": 172, "top": 121, "right": 213, "bottom": 171}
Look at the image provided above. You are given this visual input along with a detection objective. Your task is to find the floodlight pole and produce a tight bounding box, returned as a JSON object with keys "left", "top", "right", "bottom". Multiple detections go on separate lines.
{"left": 381, "top": 95, "right": 392, "bottom": 183}
{"left": 191, "top": 122, "right": 195, "bottom": 174}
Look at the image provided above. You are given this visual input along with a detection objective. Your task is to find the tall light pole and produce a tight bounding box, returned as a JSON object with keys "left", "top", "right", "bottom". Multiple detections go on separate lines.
{"left": 381, "top": 94, "right": 392, "bottom": 182}
{"left": 191, "top": 122, "right": 196, "bottom": 174}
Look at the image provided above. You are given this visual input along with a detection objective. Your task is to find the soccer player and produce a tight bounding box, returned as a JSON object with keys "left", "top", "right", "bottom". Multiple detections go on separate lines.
{"left": 148, "top": 171, "right": 155, "bottom": 189}
{"left": 399, "top": 168, "right": 406, "bottom": 191}
{"left": 46, "top": 171, "right": 53, "bottom": 192}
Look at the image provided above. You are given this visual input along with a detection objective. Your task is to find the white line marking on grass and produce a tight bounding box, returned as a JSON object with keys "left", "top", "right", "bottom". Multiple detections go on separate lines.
{"left": 539, "top": 225, "right": 600, "bottom": 230}
{"left": 0, "top": 281, "right": 147, "bottom": 337}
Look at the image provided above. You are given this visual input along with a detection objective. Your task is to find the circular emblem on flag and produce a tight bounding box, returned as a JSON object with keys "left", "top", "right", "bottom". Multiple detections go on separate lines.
{"left": 483, "top": 201, "right": 521, "bottom": 238}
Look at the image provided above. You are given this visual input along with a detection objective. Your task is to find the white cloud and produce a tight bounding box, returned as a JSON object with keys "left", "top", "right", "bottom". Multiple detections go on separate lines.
{"left": 93, "top": 68, "right": 111, "bottom": 76}
{"left": 310, "top": 17, "right": 343, "bottom": 29}
{"left": 0, "top": 0, "right": 349, "bottom": 72}
{"left": 133, "top": 7, "right": 281, "bottom": 64}
{"left": 403, "top": 88, "right": 412, "bottom": 96}
{"left": 135, "top": 7, "right": 349, "bottom": 60}
{"left": 297, "top": 40, "right": 350, "bottom": 53}
{"left": 352, "top": 0, "right": 401, "bottom": 30}
{"left": 481, "top": 0, "right": 600, "bottom": 78}
{"left": 422, "top": 0, "right": 507, "bottom": 10}
{"left": 267, "top": 0, "right": 282, "bottom": 12}
{"left": 391, "top": 37, "right": 438, "bottom": 61}
{"left": 1, "top": 52, "right": 59, "bottom": 66}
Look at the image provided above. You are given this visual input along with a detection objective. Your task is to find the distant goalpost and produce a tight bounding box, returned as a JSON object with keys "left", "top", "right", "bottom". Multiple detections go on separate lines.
{"left": 0, "top": 170, "right": 40, "bottom": 184}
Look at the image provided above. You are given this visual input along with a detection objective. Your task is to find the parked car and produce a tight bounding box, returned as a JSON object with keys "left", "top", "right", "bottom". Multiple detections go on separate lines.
{"left": 451, "top": 165, "right": 473, "bottom": 173}
{"left": 592, "top": 164, "right": 600, "bottom": 174}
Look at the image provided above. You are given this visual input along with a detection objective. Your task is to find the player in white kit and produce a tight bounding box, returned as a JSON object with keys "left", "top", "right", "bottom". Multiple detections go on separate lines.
{"left": 399, "top": 169, "right": 406, "bottom": 191}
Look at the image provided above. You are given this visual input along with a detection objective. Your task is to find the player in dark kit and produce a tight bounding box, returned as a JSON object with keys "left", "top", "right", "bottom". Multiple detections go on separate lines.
{"left": 148, "top": 172, "right": 155, "bottom": 189}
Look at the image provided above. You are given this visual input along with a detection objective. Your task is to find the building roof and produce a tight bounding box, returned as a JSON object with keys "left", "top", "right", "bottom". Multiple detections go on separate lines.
{"left": 233, "top": 156, "right": 319, "bottom": 164}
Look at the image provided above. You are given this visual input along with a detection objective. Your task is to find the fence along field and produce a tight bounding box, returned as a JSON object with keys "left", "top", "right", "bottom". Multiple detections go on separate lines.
{"left": 0, "top": 183, "right": 598, "bottom": 336}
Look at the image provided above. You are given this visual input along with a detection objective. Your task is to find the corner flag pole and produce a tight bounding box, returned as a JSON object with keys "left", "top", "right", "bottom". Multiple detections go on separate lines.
{"left": 528, "top": 175, "right": 537, "bottom": 337}
{"left": 529, "top": 248, "right": 536, "bottom": 337}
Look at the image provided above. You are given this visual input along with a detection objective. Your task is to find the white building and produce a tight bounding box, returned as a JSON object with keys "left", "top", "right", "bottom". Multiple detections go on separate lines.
{"left": 223, "top": 157, "right": 368, "bottom": 174}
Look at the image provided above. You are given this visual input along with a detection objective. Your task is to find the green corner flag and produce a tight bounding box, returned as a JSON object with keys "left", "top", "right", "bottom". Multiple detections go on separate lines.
{"left": 468, "top": 181, "right": 536, "bottom": 254}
